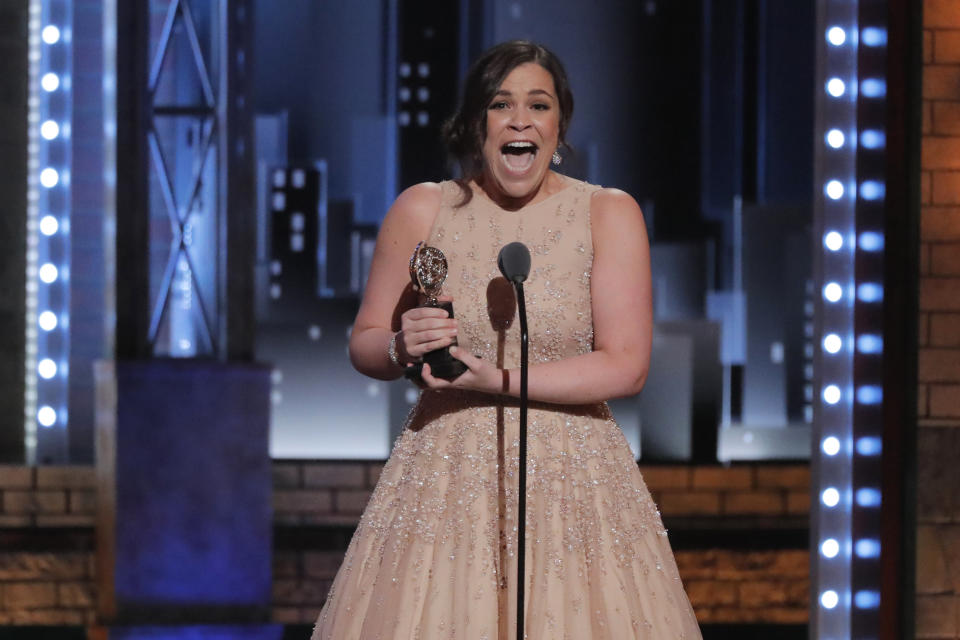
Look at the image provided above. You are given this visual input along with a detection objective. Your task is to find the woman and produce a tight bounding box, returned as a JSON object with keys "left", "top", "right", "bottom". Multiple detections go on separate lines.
{"left": 313, "top": 41, "right": 702, "bottom": 639}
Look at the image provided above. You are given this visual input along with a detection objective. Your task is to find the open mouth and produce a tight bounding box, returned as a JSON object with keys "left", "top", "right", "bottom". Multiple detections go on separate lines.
{"left": 500, "top": 141, "right": 538, "bottom": 172}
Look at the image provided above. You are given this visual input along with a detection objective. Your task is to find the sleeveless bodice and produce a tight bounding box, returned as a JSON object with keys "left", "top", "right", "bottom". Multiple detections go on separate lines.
{"left": 426, "top": 179, "right": 601, "bottom": 370}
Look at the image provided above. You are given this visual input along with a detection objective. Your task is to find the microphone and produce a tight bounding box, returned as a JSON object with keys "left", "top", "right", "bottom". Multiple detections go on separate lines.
{"left": 498, "top": 241, "right": 530, "bottom": 640}
{"left": 498, "top": 241, "right": 531, "bottom": 284}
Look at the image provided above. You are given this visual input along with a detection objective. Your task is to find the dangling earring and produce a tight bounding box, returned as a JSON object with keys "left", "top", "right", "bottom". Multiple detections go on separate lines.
{"left": 552, "top": 150, "right": 562, "bottom": 166}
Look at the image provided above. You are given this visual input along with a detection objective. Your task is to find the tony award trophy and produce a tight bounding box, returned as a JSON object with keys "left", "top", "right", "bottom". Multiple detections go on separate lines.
{"left": 406, "top": 241, "right": 468, "bottom": 381}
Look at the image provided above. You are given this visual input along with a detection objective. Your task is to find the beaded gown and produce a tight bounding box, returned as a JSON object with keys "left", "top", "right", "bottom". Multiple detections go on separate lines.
{"left": 313, "top": 178, "right": 702, "bottom": 639}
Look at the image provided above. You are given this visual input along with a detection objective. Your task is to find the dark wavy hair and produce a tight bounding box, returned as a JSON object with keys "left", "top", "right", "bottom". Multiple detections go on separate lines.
{"left": 441, "top": 40, "right": 574, "bottom": 206}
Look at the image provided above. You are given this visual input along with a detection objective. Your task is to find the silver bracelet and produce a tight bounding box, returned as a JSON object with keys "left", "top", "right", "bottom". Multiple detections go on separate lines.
{"left": 388, "top": 332, "right": 402, "bottom": 367}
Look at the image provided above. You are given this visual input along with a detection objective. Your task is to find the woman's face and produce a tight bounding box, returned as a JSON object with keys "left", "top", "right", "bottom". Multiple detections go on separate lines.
{"left": 481, "top": 62, "right": 561, "bottom": 204}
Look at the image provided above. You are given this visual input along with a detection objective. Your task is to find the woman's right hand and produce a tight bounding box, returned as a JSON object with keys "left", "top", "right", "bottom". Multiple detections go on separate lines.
{"left": 396, "top": 301, "right": 458, "bottom": 364}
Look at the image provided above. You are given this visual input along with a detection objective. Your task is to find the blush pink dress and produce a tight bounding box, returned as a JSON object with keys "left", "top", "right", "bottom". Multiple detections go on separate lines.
{"left": 313, "top": 178, "right": 703, "bottom": 639}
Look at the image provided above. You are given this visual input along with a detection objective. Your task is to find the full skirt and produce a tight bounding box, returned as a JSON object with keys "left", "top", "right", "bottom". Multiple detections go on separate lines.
{"left": 313, "top": 391, "right": 702, "bottom": 639}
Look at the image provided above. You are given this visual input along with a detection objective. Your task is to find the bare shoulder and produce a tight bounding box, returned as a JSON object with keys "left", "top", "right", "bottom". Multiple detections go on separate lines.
{"left": 381, "top": 181, "right": 444, "bottom": 243}
{"left": 395, "top": 181, "right": 443, "bottom": 209}
{"left": 589, "top": 187, "right": 645, "bottom": 228}
{"left": 589, "top": 187, "right": 648, "bottom": 254}
{"left": 391, "top": 182, "right": 442, "bottom": 221}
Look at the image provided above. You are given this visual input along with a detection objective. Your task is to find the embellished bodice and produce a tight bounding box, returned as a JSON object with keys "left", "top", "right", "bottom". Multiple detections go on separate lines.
{"left": 426, "top": 178, "right": 602, "bottom": 371}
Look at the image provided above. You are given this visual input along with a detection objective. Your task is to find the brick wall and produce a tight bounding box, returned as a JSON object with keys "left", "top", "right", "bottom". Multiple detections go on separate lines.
{"left": 273, "top": 460, "right": 384, "bottom": 526}
{"left": 0, "top": 467, "right": 97, "bottom": 624}
{"left": 0, "top": 462, "right": 808, "bottom": 628}
{"left": 0, "top": 466, "right": 96, "bottom": 528}
{"left": 0, "top": 553, "right": 95, "bottom": 625}
{"left": 642, "top": 465, "right": 809, "bottom": 518}
{"left": 918, "top": 2, "right": 960, "bottom": 639}
{"left": 677, "top": 549, "right": 808, "bottom": 625}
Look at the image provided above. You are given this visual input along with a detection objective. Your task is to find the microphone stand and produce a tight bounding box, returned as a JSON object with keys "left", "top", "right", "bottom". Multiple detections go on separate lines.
{"left": 514, "top": 280, "right": 528, "bottom": 640}
{"left": 498, "top": 240, "right": 531, "bottom": 640}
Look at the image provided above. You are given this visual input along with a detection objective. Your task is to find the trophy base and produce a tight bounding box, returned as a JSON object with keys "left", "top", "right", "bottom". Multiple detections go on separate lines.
{"left": 402, "top": 299, "right": 467, "bottom": 382}
{"left": 423, "top": 347, "right": 468, "bottom": 380}
{"left": 420, "top": 300, "right": 467, "bottom": 380}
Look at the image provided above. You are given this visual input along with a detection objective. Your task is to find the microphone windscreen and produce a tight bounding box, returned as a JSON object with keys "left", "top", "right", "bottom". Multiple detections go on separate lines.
{"left": 498, "top": 242, "right": 531, "bottom": 283}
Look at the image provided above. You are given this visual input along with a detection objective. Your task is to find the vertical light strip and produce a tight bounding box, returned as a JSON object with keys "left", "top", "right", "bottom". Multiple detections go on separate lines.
{"left": 25, "top": 0, "right": 42, "bottom": 464}
{"left": 813, "top": 1, "right": 857, "bottom": 637}
{"left": 26, "top": 0, "right": 72, "bottom": 464}
{"left": 849, "top": 11, "right": 889, "bottom": 634}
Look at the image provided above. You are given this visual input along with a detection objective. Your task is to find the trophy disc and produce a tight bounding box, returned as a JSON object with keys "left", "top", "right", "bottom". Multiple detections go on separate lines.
{"left": 409, "top": 242, "right": 449, "bottom": 302}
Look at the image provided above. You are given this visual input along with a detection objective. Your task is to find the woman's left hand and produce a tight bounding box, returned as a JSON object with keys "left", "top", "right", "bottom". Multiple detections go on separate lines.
{"left": 419, "top": 346, "right": 502, "bottom": 394}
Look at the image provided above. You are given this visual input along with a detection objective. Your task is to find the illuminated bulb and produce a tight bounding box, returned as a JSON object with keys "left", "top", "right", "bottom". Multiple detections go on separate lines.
{"left": 855, "top": 539, "right": 881, "bottom": 558}
{"left": 41, "top": 72, "right": 60, "bottom": 92}
{"left": 37, "top": 405, "right": 57, "bottom": 427}
{"left": 856, "top": 488, "right": 882, "bottom": 507}
{"left": 38, "top": 311, "right": 57, "bottom": 331}
{"left": 40, "top": 168, "right": 59, "bottom": 188}
{"left": 38, "top": 358, "right": 57, "bottom": 379}
{"left": 41, "top": 25, "right": 60, "bottom": 44}
{"left": 857, "top": 334, "right": 883, "bottom": 354}
{"left": 822, "top": 436, "right": 841, "bottom": 456}
{"left": 39, "top": 215, "right": 59, "bottom": 236}
{"left": 821, "top": 538, "right": 840, "bottom": 558}
{"left": 827, "top": 26, "right": 846, "bottom": 46}
{"left": 856, "top": 385, "right": 882, "bottom": 404}
{"left": 855, "top": 590, "right": 881, "bottom": 609}
{"left": 856, "top": 436, "right": 883, "bottom": 456}
{"left": 861, "top": 130, "right": 885, "bottom": 149}
{"left": 820, "top": 590, "right": 839, "bottom": 609}
{"left": 822, "top": 487, "right": 841, "bottom": 507}
{"left": 859, "top": 232, "right": 884, "bottom": 251}
{"left": 826, "top": 129, "right": 845, "bottom": 148}
{"left": 826, "top": 77, "right": 846, "bottom": 97}
{"left": 857, "top": 283, "right": 883, "bottom": 303}
{"left": 860, "top": 181, "right": 885, "bottom": 200}
{"left": 824, "top": 231, "right": 844, "bottom": 251}
{"left": 861, "top": 78, "right": 886, "bottom": 98}
{"left": 822, "top": 385, "right": 842, "bottom": 405}
{"left": 823, "top": 334, "right": 842, "bottom": 354}
{"left": 40, "top": 120, "right": 59, "bottom": 140}
{"left": 825, "top": 180, "right": 844, "bottom": 199}
{"left": 862, "top": 27, "right": 887, "bottom": 47}
{"left": 39, "top": 263, "right": 58, "bottom": 283}
{"left": 823, "top": 282, "right": 843, "bottom": 302}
